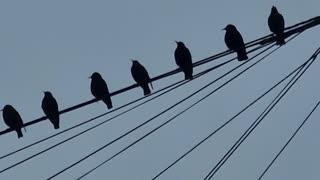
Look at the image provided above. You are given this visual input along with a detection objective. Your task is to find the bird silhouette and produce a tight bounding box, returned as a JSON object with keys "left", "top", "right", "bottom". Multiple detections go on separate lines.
{"left": 1, "top": 105, "right": 24, "bottom": 138}
{"left": 174, "top": 41, "right": 193, "bottom": 79}
{"left": 268, "top": 6, "right": 285, "bottom": 45}
{"left": 223, "top": 24, "right": 248, "bottom": 61}
{"left": 42, "top": 91, "right": 60, "bottom": 129}
{"left": 131, "top": 60, "right": 153, "bottom": 96}
{"left": 90, "top": 72, "right": 113, "bottom": 109}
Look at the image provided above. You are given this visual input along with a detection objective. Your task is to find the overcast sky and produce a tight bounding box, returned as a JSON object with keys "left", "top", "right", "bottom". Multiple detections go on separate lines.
{"left": 0, "top": 1, "right": 319, "bottom": 180}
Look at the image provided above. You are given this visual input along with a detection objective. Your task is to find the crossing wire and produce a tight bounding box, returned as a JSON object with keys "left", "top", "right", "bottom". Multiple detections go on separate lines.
{"left": 0, "top": 16, "right": 318, "bottom": 136}
{"left": 205, "top": 46, "right": 320, "bottom": 180}
{"left": 47, "top": 42, "right": 277, "bottom": 180}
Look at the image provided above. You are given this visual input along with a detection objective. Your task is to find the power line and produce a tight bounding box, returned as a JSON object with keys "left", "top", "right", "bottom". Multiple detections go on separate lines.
{"left": 151, "top": 46, "right": 310, "bottom": 180}
{"left": 258, "top": 100, "right": 320, "bottom": 180}
{"left": 47, "top": 42, "right": 277, "bottom": 180}
{"left": 205, "top": 47, "right": 320, "bottom": 180}
{"left": 0, "top": 16, "right": 318, "bottom": 136}
{"left": 76, "top": 42, "right": 285, "bottom": 180}
{"left": 0, "top": 43, "right": 240, "bottom": 173}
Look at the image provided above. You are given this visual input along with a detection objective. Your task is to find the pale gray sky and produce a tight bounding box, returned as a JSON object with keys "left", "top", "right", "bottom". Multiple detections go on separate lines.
{"left": 0, "top": 1, "right": 319, "bottom": 179}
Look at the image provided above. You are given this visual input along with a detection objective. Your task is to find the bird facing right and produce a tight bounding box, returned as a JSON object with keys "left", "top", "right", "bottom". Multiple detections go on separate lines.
{"left": 42, "top": 91, "right": 60, "bottom": 129}
{"left": 1, "top": 105, "right": 24, "bottom": 138}
{"left": 223, "top": 24, "right": 248, "bottom": 61}
{"left": 268, "top": 6, "right": 286, "bottom": 45}
{"left": 131, "top": 60, "right": 153, "bottom": 96}
{"left": 90, "top": 72, "right": 113, "bottom": 109}
{"left": 174, "top": 41, "right": 193, "bottom": 80}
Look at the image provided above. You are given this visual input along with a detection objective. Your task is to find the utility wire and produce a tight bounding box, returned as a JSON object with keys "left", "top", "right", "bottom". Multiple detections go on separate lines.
{"left": 151, "top": 47, "right": 310, "bottom": 180}
{"left": 46, "top": 41, "right": 276, "bottom": 180}
{"left": 76, "top": 42, "right": 286, "bottom": 179}
{"left": 205, "top": 47, "right": 320, "bottom": 180}
{"left": 0, "top": 16, "right": 318, "bottom": 136}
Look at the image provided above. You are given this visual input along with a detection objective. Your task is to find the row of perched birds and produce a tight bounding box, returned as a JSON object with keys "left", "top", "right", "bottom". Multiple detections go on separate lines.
{"left": 1, "top": 6, "right": 285, "bottom": 139}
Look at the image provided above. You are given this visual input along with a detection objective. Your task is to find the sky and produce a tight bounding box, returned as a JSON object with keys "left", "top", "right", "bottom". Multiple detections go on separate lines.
{"left": 0, "top": 0, "right": 319, "bottom": 179}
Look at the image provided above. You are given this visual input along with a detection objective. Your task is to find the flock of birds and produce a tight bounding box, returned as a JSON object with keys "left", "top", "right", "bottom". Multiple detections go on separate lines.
{"left": 1, "top": 6, "right": 286, "bottom": 139}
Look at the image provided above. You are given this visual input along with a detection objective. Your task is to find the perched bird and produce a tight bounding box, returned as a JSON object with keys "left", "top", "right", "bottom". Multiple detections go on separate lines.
{"left": 268, "top": 6, "right": 285, "bottom": 45}
{"left": 131, "top": 60, "right": 153, "bottom": 96}
{"left": 42, "top": 91, "right": 60, "bottom": 129}
{"left": 90, "top": 72, "right": 113, "bottom": 109}
{"left": 223, "top": 24, "right": 248, "bottom": 61}
{"left": 1, "top": 105, "right": 24, "bottom": 138}
{"left": 174, "top": 41, "right": 193, "bottom": 79}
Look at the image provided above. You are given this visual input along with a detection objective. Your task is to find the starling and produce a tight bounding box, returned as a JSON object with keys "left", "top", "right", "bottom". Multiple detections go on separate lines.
{"left": 174, "top": 41, "right": 193, "bottom": 79}
{"left": 268, "top": 6, "right": 285, "bottom": 45}
{"left": 131, "top": 60, "right": 153, "bottom": 96}
{"left": 2, "top": 105, "right": 24, "bottom": 138}
{"left": 223, "top": 24, "right": 248, "bottom": 61}
{"left": 42, "top": 91, "right": 60, "bottom": 129}
{"left": 90, "top": 72, "right": 113, "bottom": 109}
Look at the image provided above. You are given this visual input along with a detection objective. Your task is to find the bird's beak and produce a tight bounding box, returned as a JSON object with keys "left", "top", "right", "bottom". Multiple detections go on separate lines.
{"left": 42, "top": 91, "right": 45, "bottom": 94}
{"left": 88, "top": 76, "right": 92, "bottom": 79}
{"left": 131, "top": 59, "right": 134, "bottom": 62}
{"left": 221, "top": 27, "right": 226, "bottom": 31}
{"left": 175, "top": 41, "right": 178, "bottom": 44}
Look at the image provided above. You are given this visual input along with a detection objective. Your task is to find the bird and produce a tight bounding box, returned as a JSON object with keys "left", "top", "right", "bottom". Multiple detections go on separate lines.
{"left": 223, "top": 24, "right": 248, "bottom": 61}
{"left": 1, "top": 105, "right": 24, "bottom": 138}
{"left": 90, "top": 72, "right": 113, "bottom": 109}
{"left": 174, "top": 41, "right": 193, "bottom": 79}
{"left": 268, "top": 6, "right": 285, "bottom": 45}
{"left": 41, "top": 91, "right": 60, "bottom": 129}
{"left": 131, "top": 60, "right": 153, "bottom": 96}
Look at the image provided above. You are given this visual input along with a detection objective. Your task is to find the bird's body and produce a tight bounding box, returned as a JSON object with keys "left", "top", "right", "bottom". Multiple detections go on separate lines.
{"left": 2, "top": 105, "right": 24, "bottom": 138}
{"left": 42, "top": 91, "right": 60, "bottom": 129}
{"left": 174, "top": 41, "right": 193, "bottom": 79}
{"left": 90, "top": 72, "right": 113, "bottom": 109}
{"left": 131, "top": 60, "right": 153, "bottom": 96}
{"left": 268, "top": 6, "right": 285, "bottom": 45}
{"left": 224, "top": 24, "right": 248, "bottom": 61}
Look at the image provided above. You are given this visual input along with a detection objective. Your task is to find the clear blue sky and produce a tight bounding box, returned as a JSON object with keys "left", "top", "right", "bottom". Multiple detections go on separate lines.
{"left": 0, "top": 1, "right": 319, "bottom": 179}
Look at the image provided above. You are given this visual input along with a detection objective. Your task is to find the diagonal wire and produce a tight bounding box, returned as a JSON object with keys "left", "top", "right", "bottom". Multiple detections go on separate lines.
{"left": 205, "top": 46, "right": 320, "bottom": 180}
{"left": 46, "top": 42, "right": 276, "bottom": 180}
{"left": 258, "top": 100, "right": 320, "bottom": 180}
{"left": 76, "top": 43, "right": 280, "bottom": 179}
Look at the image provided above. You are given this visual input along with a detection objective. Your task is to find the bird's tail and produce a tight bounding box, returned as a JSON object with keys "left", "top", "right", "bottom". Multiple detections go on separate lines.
{"left": 102, "top": 97, "right": 113, "bottom": 109}
{"left": 184, "top": 68, "right": 193, "bottom": 80}
{"left": 53, "top": 123, "right": 60, "bottom": 129}
{"left": 16, "top": 129, "right": 23, "bottom": 138}
{"left": 142, "top": 85, "right": 151, "bottom": 96}
{"left": 237, "top": 49, "right": 249, "bottom": 61}
{"left": 276, "top": 33, "right": 286, "bottom": 46}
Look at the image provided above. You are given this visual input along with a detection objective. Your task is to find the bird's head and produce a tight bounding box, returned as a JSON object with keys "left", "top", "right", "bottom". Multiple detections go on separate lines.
{"left": 43, "top": 91, "right": 52, "bottom": 97}
{"left": 89, "top": 72, "right": 101, "bottom": 79}
{"left": 175, "top": 41, "right": 185, "bottom": 47}
{"left": 271, "top": 6, "right": 278, "bottom": 12}
{"left": 131, "top": 59, "right": 139, "bottom": 64}
{"left": 222, "top": 24, "right": 236, "bottom": 31}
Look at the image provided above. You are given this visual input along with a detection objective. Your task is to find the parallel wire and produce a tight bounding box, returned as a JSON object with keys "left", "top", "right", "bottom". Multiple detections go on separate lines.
{"left": 46, "top": 42, "right": 276, "bottom": 180}
{"left": 258, "top": 66, "right": 320, "bottom": 179}
{"left": 205, "top": 46, "right": 320, "bottom": 180}
{"left": 76, "top": 43, "right": 282, "bottom": 179}
{"left": 0, "top": 55, "right": 234, "bottom": 173}
{"left": 152, "top": 51, "right": 310, "bottom": 180}
{"left": 0, "top": 16, "right": 318, "bottom": 136}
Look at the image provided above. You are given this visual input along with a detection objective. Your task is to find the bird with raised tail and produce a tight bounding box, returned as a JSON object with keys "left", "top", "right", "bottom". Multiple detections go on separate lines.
{"left": 90, "top": 72, "right": 113, "bottom": 109}
{"left": 1, "top": 105, "right": 24, "bottom": 138}
{"left": 268, "top": 6, "right": 285, "bottom": 45}
{"left": 131, "top": 60, "right": 153, "bottom": 96}
{"left": 223, "top": 24, "right": 248, "bottom": 61}
{"left": 174, "top": 41, "right": 193, "bottom": 79}
{"left": 42, "top": 91, "right": 60, "bottom": 129}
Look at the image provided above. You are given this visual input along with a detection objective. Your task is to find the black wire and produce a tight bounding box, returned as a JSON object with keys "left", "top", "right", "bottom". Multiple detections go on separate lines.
{"left": 0, "top": 42, "right": 241, "bottom": 174}
{"left": 76, "top": 43, "right": 279, "bottom": 179}
{"left": 1, "top": 16, "right": 317, "bottom": 136}
{"left": 46, "top": 42, "right": 275, "bottom": 180}
{"left": 151, "top": 55, "right": 310, "bottom": 180}
{"left": 258, "top": 100, "right": 320, "bottom": 180}
{"left": 205, "top": 47, "right": 320, "bottom": 180}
